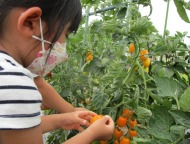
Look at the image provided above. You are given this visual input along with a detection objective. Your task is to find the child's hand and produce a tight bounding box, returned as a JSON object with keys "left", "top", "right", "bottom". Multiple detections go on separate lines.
{"left": 58, "top": 110, "right": 96, "bottom": 131}
{"left": 86, "top": 115, "right": 115, "bottom": 141}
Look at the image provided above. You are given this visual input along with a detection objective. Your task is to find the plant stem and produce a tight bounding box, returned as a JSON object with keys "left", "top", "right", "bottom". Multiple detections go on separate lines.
{"left": 137, "top": 61, "right": 148, "bottom": 101}
{"left": 175, "top": 97, "right": 180, "bottom": 109}
{"left": 146, "top": 89, "right": 163, "bottom": 104}
{"left": 161, "top": 0, "right": 170, "bottom": 62}
{"left": 163, "top": 0, "right": 170, "bottom": 38}
{"left": 126, "top": 0, "right": 133, "bottom": 33}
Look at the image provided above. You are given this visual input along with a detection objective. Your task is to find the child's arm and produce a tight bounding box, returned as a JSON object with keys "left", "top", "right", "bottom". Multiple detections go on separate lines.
{"left": 41, "top": 110, "right": 96, "bottom": 133}
{"left": 42, "top": 113, "right": 115, "bottom": 144}
{"left": 34, "top": 76, "right": 75, "bottom": 113}
{"left": 0, "top": 126, "right": 44, "bottom": 144}
{"left": 0, "top": 115, "right": 114, "bottom": 144}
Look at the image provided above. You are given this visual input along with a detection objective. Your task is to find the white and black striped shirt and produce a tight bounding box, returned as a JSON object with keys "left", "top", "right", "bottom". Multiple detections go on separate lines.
{"left": 0, "top": 51, "right": 42, "bottom": 130}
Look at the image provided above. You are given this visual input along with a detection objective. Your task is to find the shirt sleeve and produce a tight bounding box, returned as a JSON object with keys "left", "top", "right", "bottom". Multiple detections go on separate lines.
{"left": 0, "top": 67, "right": 42, "bottom": 130}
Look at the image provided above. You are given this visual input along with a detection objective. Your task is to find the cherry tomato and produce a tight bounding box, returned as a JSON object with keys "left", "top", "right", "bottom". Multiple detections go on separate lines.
{"left": 142, "top": 57, "right": 151, "bottom": 68}
{"left": 129, "top": 43, "right": 135, "bottom": 53}
{"left": 86, "top": 54, "right": 93, "bottom": 62}
{"left": 129, "top": 119, "right": 137, "bottom": 128}
{"left": 122, "top": 109, "right": 133, "bottom": 118}
{"left": 130, "top": 129, "right": 137, "bottom": 137}
{"left": 90, "top": 115, "right": 103, "bottom": 124}
{"left": 114, "top": 128, "right": 123, "bottom": 139}
{"left": 140, "top": 49, "right": 149, "bottom": 61}
{"left": 117, "top": 116, "right": 127, "bottom": 127}
{"left": 119, "top": 137, "right": 130, "bottom": 144}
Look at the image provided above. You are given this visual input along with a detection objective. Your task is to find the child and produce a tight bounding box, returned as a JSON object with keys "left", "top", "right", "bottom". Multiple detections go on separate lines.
{"left": 0, "top": 1, "right": 114, "bottom": 144}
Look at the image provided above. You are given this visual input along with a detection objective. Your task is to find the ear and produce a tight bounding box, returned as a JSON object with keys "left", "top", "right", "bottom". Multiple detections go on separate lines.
{"left": 17, "top": 7, "right": 42, "bottom": 37}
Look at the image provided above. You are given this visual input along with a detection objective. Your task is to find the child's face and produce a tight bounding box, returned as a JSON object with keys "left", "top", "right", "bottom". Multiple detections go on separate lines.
{"left": 26, "top": 21, "right": 70, "bottom": 76}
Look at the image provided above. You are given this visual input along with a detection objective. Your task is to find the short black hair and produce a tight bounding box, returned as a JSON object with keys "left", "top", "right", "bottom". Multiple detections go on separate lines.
{"left": 0, "top": 0, "right": 82, "bottom": 43}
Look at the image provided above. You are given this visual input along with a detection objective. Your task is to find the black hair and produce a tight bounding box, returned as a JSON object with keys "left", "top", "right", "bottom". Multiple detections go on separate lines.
{"left": 0, "top": 0, "right": 82, "bottom": 43}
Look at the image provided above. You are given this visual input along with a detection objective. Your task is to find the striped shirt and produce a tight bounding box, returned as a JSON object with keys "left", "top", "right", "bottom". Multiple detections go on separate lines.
{"left": 0, "top": 51, "right": 42, "bottom": 130}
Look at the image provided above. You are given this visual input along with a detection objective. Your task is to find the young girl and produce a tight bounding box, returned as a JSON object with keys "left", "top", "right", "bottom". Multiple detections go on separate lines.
{"left": 0, "top": 1, "right": 114, "bottom": 144}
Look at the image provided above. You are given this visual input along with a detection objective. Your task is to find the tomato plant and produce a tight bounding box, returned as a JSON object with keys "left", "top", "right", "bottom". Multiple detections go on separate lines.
{"left": 45, "top": 0, "right": 190, "bottom": 143}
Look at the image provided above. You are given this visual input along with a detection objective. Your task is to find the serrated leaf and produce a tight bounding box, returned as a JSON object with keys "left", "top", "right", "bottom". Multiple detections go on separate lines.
{"left": 89, "top": 90, "right": 110, "bottom": 113}
{"left": 155, "top": 76, "right": 183, "bottom": 98}
{"left": 169, "top": 110, "right": 190, "bottom": 128}
{"left": 170, "top": 125, "right": 185, "bottom": 141}
{"left": 148, "top": 106, "right": 174, "bottom": 141}
{"left": 179, "top": 87, "right": 190, "bottom": 112}
{"left": 130, "top": 17, "right": 158, "bottom": 35}
{"left": 174, "top": 0, "right": 190, "bottom": 23}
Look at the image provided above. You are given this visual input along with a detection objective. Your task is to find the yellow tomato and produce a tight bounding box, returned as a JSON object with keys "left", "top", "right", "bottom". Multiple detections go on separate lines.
{"left": 140, "top": 49, "right": 149, "bottom": 61}
{"left": 143, "top": 57, "right": 151, "bottom": 68}
{"left": 90, "top": 115, "right": 104, "bottom": 124}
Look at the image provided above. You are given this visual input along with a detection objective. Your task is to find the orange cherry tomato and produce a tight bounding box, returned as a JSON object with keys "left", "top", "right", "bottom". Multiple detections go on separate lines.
{"left": 142, "top": 57, "right": 151, "bottom": 68}
{"left": 130, "top": 129, "right": 137, "bottom": 137}
{"left": 129, "top": 43, "right": 135, "bottom": 53}
{"left": 129, "top": 119, "right": 137, "bottom": 128}
{"left": 99, "top": 141, "right": 108, "bottom": 144}
{"left": 90, "top": 115, "right": 103, "bottom": 125}
{"left": 140, "top": 49, "right": 149, "bottom": 61}
{"left": 114, "top": 128, "right": 123, "bottom": 139}
{"left": 122, "top": 109, "right": 133, "bottom": 118}
{"left": 114, "top": 139, "right": 119, "bottom": 144}
{"left": 117, "top": 116, "right": 127, "bottom": 127}
{"left": 119, "top": 137, "right": 130, "bottom": 144}
{"left": 86, "top": 54, "right": 93, "bottom": 62}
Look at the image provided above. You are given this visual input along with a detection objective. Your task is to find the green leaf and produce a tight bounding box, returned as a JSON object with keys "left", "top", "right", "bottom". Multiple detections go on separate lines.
{"left": 130, "top": 17, "right": 158, "bottom": 35}
{"left": 170, "top": 125, "right": 185, "bottom": 141}
{"left": 117, "top": 7, "right": 127, "bottom": 19}
{"left": 169, "top": 110, "right": 190, "bottom": 128}
{"left": 148, "top": 106, "right": 174, "bottom": 141}
{"left": 179, "top": 87, "right": 190, "bottom": 112}
{"left": 174, "top": 0, "right": 190, "bottom": 23}
{"left": 136, "top": 106, "right": 152, "bottom": 121}
{"left": 132, "top": 137, "right": 153, "bottom": 144}
{"left": 155, "top": 76, "right": 183, "bottom": 98}
{"left": 89, "top": 90, "right": 110, "bottom": 113}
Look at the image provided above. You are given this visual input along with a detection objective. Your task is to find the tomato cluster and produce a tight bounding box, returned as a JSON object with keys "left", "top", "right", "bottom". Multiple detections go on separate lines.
{"left": 128, "top": 43, "right": 151, "bottom": 69}
{"left": 140, "top": 49, "right": 151, "bottom": 68}
{"left": 114, "top": 109, "right": 138, "bottom": 144}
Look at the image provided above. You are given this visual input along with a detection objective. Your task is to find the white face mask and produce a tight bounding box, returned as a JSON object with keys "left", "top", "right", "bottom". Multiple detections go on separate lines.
{"left": 27, "top": 18, "right": 68, "bottom": 77}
